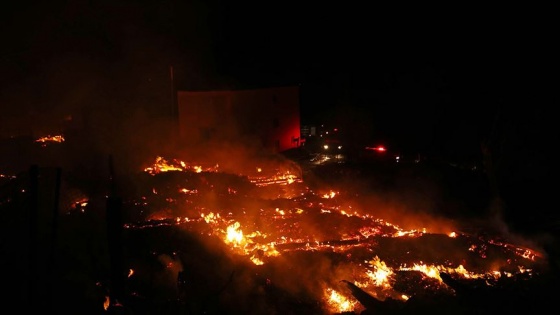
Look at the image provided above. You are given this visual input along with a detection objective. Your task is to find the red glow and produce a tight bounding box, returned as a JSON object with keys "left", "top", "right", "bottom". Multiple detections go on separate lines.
{"left": 365, "top": 146, "right": 386, "bottom": 152}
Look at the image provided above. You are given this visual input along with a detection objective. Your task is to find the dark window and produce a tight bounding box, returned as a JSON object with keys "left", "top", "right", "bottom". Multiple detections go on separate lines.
{"left": 273, "top": 117, "right": 279, "bottom": 128}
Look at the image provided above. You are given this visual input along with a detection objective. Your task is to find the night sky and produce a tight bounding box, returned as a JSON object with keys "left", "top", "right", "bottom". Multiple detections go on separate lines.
{"left": 1, "top": 1, "right": 557, "bottom": 159}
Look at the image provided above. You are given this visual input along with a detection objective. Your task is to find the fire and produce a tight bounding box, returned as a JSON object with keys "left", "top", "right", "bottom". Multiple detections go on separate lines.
{"left": 367, "top": 256, "right": 394, "bottom": 288}
{"left": 144, "top": 156, "right": 183, "bottom": 174}
{"left": 322, "top": 190, "right": 337, "bottom": 199}
{"left": 400, "top": 263, "right": 443, "bottom": 281}
{"left": 144, "top": 156, "right": 219, "bottom": 175}
{"left": 121, "top": 155, "right": 549, "bottom": 313}
{"left": 35, "top": 134, "right": 65, "bottom": 144}
{"left": 226, "top": 222, "right": 244, "bottom": 246}
{"left": 179, "top": 188, "right": 197, "bottom": 194}
{"left": 247, "top": 168, "right": 301, "bottom": 187}
{"left": 221, "top": 221, "right": 280, "bottom": 264}
{"left": 202, "top": 212, "right": 220, "bottom": 224}
{"left": 325, "top": 288, "right": 358, "bottom": 313}
{"left": 68, "top": 197, "right": 89, "bottom": 213}
{"left": 103, "top": 296, "right": 110, "bottom": 311}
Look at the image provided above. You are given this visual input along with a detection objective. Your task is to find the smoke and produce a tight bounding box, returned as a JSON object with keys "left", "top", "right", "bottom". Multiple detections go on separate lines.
{"left": 1, "top": 0, "right": 222, "bottom": 164}
{"left": 479, "top": 197, "right": 552, "bottom": 264}
{"left": 176, "top": 230, "right": 353, "bottom": 314}
{"left": 303, "top": 162, "right": 464, "bottom": 236}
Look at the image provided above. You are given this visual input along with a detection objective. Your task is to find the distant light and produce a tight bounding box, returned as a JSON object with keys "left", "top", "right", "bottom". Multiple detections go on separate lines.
{"left": 323, "top": 145, "right": 329, "bottom": 150}
{"left": 334, "top": 128, "right": 338, "bottom": 132}
{"left": 326, "top": 131, "right": 329, "bottom": 135}
{"left": 338, "top": 145, "right": 342, "bottom": 150}
{"left": 365, "top": 145, "right": 386, "bottom": 152}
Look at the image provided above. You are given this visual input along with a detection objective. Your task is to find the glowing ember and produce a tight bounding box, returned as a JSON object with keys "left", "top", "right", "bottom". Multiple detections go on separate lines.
{"left": 202, "top": 212, "right": 220, "bottom": 224}
{"left": 248, "top": 171, "right": 301, "bottom": 186}
{"left": 35, "top": 134, "right": 65, "bottom": 143}
{"left": 144, "top": 156, "right": 219, "bottom": 175}
{"left": 179, "top": 188, "right": 197, "bottom": 195}
{"left": 120, "top": 155, "right": 549, "bottom": 313}
{"left": 322, "top": 190, "right": 337, "bottom": 199}
{"left": 144, "top": 156, "right": 183, "bottom": 174}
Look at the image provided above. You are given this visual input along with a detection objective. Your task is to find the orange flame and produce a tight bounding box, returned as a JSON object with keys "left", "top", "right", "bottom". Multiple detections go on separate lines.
{"left": 130, "top": 155, "right": 547, "bottom": 310}
{"left": 325, "top": 288, "right": 358, "bottom": 313}
{"left": 35, "top": 134, "right": 65, "bottom": 143}
{"left": 103, "top": 296, "right": 110, "bottom": 311}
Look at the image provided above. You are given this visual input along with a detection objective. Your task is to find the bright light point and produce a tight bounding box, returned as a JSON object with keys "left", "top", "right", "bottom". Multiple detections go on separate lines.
{"left": 338, "top": 145, "right": 342, "bottom": 150}
{"left": 365, "top": 146, "right": 386, "bottom": 152}
{"left": 323, "top": 145, "right": 329, "bottom": 150}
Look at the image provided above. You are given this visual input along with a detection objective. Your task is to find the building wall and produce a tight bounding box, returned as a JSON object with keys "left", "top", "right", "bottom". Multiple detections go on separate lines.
{"left": 177, "top": 86, "right": 301, "bottom": 152}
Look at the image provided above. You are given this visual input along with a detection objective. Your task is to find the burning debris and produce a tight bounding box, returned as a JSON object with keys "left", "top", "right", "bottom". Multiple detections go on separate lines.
{"left": 34, "top": 134, "right": 65, "bottom": 146}
{"left": 107, "top": 156, "right": 551, "bottom": 313}
{"left": 143, "top": 156, "right": 219, "bottom": 175}
{"left": 1, "top": 154, "right": 556, "bottom": 314}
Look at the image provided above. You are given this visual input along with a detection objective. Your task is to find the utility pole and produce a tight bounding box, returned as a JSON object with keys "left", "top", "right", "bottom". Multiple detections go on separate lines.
{"left": 170, "top": 65, "right": 176, "bottom": 118}
{"left": 169, "top": 65, "right": 180, "bottom": 141}
{"left": 106, "top": 155, "right": 125, "bottom": 313}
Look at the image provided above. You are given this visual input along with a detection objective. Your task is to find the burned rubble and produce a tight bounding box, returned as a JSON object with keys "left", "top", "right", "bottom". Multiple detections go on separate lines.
{"left": 1, "top": 144, "right": 558, "bottom": 314}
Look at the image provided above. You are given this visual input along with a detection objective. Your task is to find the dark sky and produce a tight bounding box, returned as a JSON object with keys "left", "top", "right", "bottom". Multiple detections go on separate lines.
{"left": 1, "top": 1, "right": 558, "bottom": 157}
